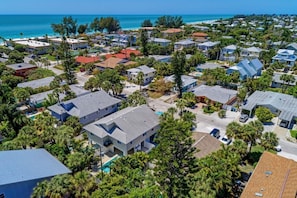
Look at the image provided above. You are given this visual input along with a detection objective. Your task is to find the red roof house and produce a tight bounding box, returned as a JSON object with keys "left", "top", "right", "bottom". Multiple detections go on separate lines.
{"left": 75, "top": 56, "right": 100, "bottom": 64}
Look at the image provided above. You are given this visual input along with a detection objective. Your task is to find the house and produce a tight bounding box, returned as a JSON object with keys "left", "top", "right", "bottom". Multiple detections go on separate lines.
{"left": 75, "top": 56, "right": 100, "bottom": 65}
{"left": 149, "top": 55, "right": 172, "bottom": 63}
{"left": 197, "top": 41, "right": 220, "bottom": 57}
{"left": 164, "top": 75, "right": 197, "bottom": 92}
{"left": 192, "top": 132, "right": 221, "bottom": 158}
{"left": 126, "top": 65, "right": 156, "bottom": 85}
{"left": 6, "top": 63, "right": 37, "bottom": 77}
{"left": 83, "top": 105, "right": 159, "bottom": 156}
{"left": 14, "top": 40, "right": 50, "bottom": 55}
{"left": 95, "top": 57, "right": 136, "bottom": 70}
{"left": 50, "top": 38, "right": 88, "bottom": 50}
{"left": 140, "top": 27, "right": 156, "bottom": 37}
{"left": 48, "top": 91, "right": 121, "bottom": 125}
{"left": 272, "top": 49, "right": 297, "bottom": 67}
{"left": 0, "top": 149, "right": 71, "bottom": 198}
{"left": 17, "top": 76, "right": 55, "bottom": 89}
{"left": 161, "top": 28, "right": 184, "bottom": 37}
{"left": 240, "top": 47, "right": 262, "bottom": 59}
{"left": 242, "top": 91, "right": 297, "bottom": 128}
{"left": 108, "top": 34, "right": 136, "bottom": 48}
{"left": 286, "top": 42, "right": 297, "bottom": 54}
{"left": 271, "top": 73, "right": 297, "bottom": 88}
{"left": 105, "top": 49, "right": 141, "bottom": 60}
{"left": 149, "top": 38, "right": 171, "bottom": 47}
{"left": 29, "top": 84, "right": 90, "bottom": 108}
{"left": 220, "top": 45, "right": 237, "bottom": 62}
{"left": 241, "top": 152, "right": 297, "bottom": 198}
{"left": 174, "top": 39, "right": 196, "bottom": 51}
{"left": 192, "top": 85, "right": 237, "bottom": 107}
{"left": 227, "top": 58, "right": 263, "bottom": 80}
{"left": 192, "top": 32, "right": 208, "bottom": 42}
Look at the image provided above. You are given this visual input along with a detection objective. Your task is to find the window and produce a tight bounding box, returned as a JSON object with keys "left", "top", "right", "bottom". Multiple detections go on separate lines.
{"left": 105, "top": 108, "right": 108, "bottom": 111}
{"left": 130, "top": 141, "right": 133, "bottom": 144}
{"left": 117, "top": 141, "right": 122, "bottom": 144}
{"left": 143, "top": 132, "right": 147, "bottom": 136}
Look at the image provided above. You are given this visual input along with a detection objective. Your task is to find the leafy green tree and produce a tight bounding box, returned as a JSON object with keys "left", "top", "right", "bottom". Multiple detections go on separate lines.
{"left": 64, "top": 116, "right": 82, "bottom": 136}
{"left": 182, "top": 92, "right": 196, "bottom": 107}
{"left": 72, "top": 171, "right": 97, "bottom": 198}
{"left": 78, "top": 24, "right": 88, "bottom": 34}
{"left": 260, "top": 132, "right": 279, "bottom": 150}
{"left": 255, "top": 106, "right": 274, "bottom": 123}
{"left": 280, "top": 74, "right": 295, "bottom": 92}
{"left": 176, "top": 98, "right": 187, "bottom": 115}
{"left": 58, "top": 37, "right": 77, "bottom": 84}
{"left": 155, "top": 15, "right": 184, "bottom": 28}
{"left": 51, "top": 16, "right": 77, "bottom": 37}
{"left": 141, "top": 19, "right": 153, "bottom": 27}
{"left": 55, "top": 125, "right": 75, "bottom": 147}
{"left": 8, "top": 50, "right": 24, "bottom": 63}
{"left": 172, "top": 51, "right": 186, "bottom": 98}
{"left": 152, "top": 112, "right": 197, "bottom": 198}
{"left": 218, "top": 109, "right": 226, "bottom": 118}
{"left": 16, "top": 125, "right": 37, "bottom": 149}
{"left": 90, "top": 17, "right": 104, "bottom": 32}
{"left": 120, "top": 91, "right": 147, "bottom": 109}
{"left": 136, "top": 71, "right": 144, "bottom": 91}
{"left": 140, "top": 29, "right": 149, "bottom": 56}
{"left": 102, "top": 17, "right": 121, "bottom": 33}
{"left": 13, "top": 87, "right": 30, "bottom": 102}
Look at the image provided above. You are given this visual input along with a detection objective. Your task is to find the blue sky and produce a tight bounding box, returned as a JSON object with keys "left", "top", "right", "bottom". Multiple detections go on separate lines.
{"left": 2, "top": 0, "right": 297, "bottom": 15}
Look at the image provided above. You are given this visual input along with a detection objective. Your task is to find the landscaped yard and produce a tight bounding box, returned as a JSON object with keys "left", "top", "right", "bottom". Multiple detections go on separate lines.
{"left": 42, "top": 54, "right": 56, "bottom": 61}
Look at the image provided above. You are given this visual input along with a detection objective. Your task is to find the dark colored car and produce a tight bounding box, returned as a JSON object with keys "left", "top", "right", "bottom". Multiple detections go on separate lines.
{"left": 210, "top": 128, "right": 220, "bottom": 139}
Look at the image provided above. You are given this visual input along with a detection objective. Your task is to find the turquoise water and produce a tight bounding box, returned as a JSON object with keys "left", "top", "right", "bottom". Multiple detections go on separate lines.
{"left": 101, "top": 156, "right": 120, "bottom": 173}
{"left": 0, "top": 14, "right": 233, "bottom": 40}
{"left": 155, "top": 111, "right": 164, "bottom": 116}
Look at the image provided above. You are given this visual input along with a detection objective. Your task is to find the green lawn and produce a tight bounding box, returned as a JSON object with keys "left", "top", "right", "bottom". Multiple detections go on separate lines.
{"left": 42, "top": 54, "right": 56, "bottom": 61}
{"left": 54, "top": 65, "right": 64, "bottom": 70}
{"left": 290, "top": 130, "right": 297, "bottom": 139}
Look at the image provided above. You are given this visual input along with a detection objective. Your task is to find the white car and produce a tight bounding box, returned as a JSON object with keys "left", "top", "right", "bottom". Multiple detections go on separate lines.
{"left": 275, "top": 145, "right": 282, "bottom": 152}
{"left": 220, "top": 136, "right": 232, "bottom": 145}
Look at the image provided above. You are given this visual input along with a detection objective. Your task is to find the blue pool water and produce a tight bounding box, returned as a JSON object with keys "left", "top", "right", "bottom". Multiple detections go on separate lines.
{"left": 101, "top": 156, "right": 120, "bottom": 173}
{"left": 155, "top": 111, "right": 164, "bottom": 116}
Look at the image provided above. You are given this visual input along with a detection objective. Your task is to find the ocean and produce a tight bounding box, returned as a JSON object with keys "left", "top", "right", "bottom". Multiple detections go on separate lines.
{"left": 0, "top": 15, "right": 233, "bottom": 40}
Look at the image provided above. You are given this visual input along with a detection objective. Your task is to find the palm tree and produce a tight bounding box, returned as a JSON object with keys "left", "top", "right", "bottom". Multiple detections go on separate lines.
{"left": 226, "top": 121, "right": 242, "bottom": 139}
{"left": 17, "top": 125, "right": 37, "bottom": 149}
{"left": 55, "top": 125, "right": 75, "bottom": 147}
{"left": 260, "top": 132, "right": 279, "bottom": 150}
{"left": 136, "top": 71, "right": 144, "bottom": 91}
{"left": 176, "top": 98, "right": 187, "bottom": 116}
{"left": 32, "top": 180, "right": 48, "bottom": 198}
{"left": 72, "top": 171, "right": 97, "bottom": 197}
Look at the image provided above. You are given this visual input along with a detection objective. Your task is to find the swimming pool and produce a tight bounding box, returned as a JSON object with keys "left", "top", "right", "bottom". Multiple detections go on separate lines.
{"left": 101, "top": 155, "right": 120, "bottom": 173}
{"left": 155, "top": 111, "right": 164, "bottom": 116}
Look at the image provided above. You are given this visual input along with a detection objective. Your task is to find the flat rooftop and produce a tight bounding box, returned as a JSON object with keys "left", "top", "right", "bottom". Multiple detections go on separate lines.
{"left": 15, "top": 40, "right": 50, "bottom": 48}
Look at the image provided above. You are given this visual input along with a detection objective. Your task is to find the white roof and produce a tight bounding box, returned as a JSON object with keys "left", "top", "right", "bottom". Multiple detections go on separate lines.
{"left": 15, "top": 40, "right": 50, "bottom": 48}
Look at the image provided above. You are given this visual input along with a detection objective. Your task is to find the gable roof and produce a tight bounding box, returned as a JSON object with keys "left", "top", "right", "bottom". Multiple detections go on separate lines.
{"left": 6, "top": 63, "right": 37, "bottom": 71}
{"left": 241, "top": 152, "right": 297, "bottom": 198}
{"left": 192, "top": 32, "right": 208, "bottom": 37}
{"left": 164, "top": 75, "right": 197, "bottom": 88}
{"left": 48, "top": 90, "right": 121, "bottom": 118}
{"left": 149, "top": 38, "right": 171, "bottom": 43}
{"left": 242, "top": 90, "right": 297, "bottom": 121}
{"left": 223, "top": 45, "right": 237, "bottom": 50}
{"left": 75, "top": 56, "right": 100, "bottom": 64}
{"left": 0, "top": 149, "right": 70, "bottom": 185}
{"left": 162, "top": 28, "right": 183, "bottom": 34}
{"left": 83, "top": 105, "right": 159, "bottom": 144}
{"left": 95, "top": 57, "right": 128, "bottom": 69}
{"left": 192, "top": 132, "right": 221, "bottom": 158}
{"left": 233, "top": 58, "right": 263, "bottom": 78}
{"left": 287, "top": 42, "right": 297, "bottom": 51}
{"left": 127, "top": 65, "right": 156, "bottom": 75}
{"left": 193, "top": 85, "right": 237, "bottom": 104}
{"left": 17, "top": 76, "right": 55, "bottom": 89}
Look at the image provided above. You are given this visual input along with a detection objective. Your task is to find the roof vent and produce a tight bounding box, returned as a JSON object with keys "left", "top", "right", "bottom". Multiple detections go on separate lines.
{"left": 265, "top": 170, "right": 272, "bottom": 176}
{"left": 18, "top": 65, "right": 22, "bottom": 68}
{"left": 255, "top": 192, "right": 263, "bottom": 197}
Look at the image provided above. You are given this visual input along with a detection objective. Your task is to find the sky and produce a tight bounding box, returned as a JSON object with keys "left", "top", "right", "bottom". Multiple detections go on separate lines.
{"left": 1, "top": 0, "right": 297, "bottom": 15}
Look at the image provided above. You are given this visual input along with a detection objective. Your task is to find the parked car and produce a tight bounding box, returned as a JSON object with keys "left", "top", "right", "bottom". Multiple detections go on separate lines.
{"left": 239, "top": 114, "right": 249, "bottom": 123}
{"left": 220, "top": 135, "right": 232, "bottom": 145}
{"left": 210, "top": 128, "right": 220, "bottom": 139}
{"left": 275, "top": 145, "right": 282, "bottom": 152}
{"left": 279, "top": 120, "right": 289, "bottom": 128}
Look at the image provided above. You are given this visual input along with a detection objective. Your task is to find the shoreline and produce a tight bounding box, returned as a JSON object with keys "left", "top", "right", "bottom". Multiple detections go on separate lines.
{"left": 0, "top": 17, "right": 228, "bottom": 43}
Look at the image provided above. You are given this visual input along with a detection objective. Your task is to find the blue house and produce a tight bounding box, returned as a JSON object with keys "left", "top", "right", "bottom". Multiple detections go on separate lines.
{"left": 0, "top": 149, "right": 71, "bottom": 198}
{"left": 272, "top": 49, "right": 297, "bottom": 67}
{"left": 48, "top": 91, "right": 121, "bottom": 125}
{"left": 220, "top": 45, "right": 237, "bottom": 62}
{"left": 227, "top": 58, "right": 263, "bottom": 80}
{"left": 164, "top": 75, "right": 197, "bottom": 92}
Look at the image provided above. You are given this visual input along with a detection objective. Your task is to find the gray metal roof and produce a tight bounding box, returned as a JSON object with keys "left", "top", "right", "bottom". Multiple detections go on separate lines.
{"left": 242, "top": 91, "right": 297, "bottom": 121}
{"left": 48, "top": 91, "right": 121, "bottom": 118}
{"left": 193, "top": 85, "right": 237, "bottom": 104}
{"left": 0, "top": 149, "right": 71, "bottom": 185}
{"left": 175, "top": 39, "right": 196, "bottom": 45}
{"left": 17, "top": 76, "right": 55, "bottom": 89}
{"left": 6, "top": 63, "right": 37, "bottom": 71}
{"left": 127, "top": 65, "right": 156, "bottom": 75}
{"left": 223, "top": 45, "right": 237, "bottom": 50}
{"left": 83, "top": 105, "right": 159, "bottom": 144}
{"left": 149, "top": 38, "right": 171, "bottom": 43}
{"left": 197, "top": 62, "right": 223, "bottom": 70}
{"left": 164, "top": 75, "right": 197, "bottom": 87}
{"left": 272, "top": 73, "right": 297, "bottom": 85}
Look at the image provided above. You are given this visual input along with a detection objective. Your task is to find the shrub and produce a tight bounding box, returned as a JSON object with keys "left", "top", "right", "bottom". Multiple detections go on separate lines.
{"left": 290, "top": 130, "right": 297, "bottom": 139}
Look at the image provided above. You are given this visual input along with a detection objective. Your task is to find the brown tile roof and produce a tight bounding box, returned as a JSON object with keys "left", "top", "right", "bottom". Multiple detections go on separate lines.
{"left": 95, "top": 57, "right": 126, "bottom": 69}
{"left": 192, "top": 32, "right": 208, "bottom": 37}
{"left": 75, "top": 56, "right": 100, "bottom": 64}
{"left": 192, "top": 132, "right": 221, "bottom": 158}
{"left": 161, "top": 28, "right": 184, "bottom": 34}
{"left": 241, "top": 151, "right": 297, "bottom": 198}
